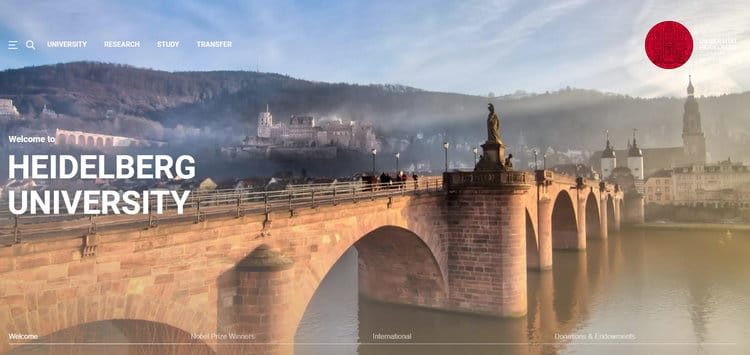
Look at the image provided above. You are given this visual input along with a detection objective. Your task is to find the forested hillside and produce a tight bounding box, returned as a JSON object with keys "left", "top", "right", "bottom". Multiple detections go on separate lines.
{"left": 1, "top": 61, "right": 748, "bottom": 160}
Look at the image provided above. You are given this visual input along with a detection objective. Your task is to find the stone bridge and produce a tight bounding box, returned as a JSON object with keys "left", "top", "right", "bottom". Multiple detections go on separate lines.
{"left": 0, "top": 170, "right": 638, "bottom": 354}
{"left": 54, "top": 128, "right": 166, "bottom": 148}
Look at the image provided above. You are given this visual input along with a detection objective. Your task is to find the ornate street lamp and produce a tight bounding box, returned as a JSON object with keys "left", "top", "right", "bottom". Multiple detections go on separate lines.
{"left": 533, "top": 150, "right": 538, "bottom": 170}
{"left": 443, "top": 142, "right": 449, "bottom": 172}
{"left": 394, "top": 152, "right": 400, "bottom": 174}
{"left": 370, "top": 149, "right": 377, "bottom": 176}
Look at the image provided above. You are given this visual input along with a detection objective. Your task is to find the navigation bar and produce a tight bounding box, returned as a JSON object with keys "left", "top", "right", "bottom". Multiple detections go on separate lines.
{"left": 4, "top": 39, "right": 235, "bottom": 52}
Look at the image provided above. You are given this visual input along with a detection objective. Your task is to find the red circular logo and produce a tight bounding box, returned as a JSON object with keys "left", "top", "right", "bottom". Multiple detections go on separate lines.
{"left": 644, "top": 21, "right": 693, "bottom": 69}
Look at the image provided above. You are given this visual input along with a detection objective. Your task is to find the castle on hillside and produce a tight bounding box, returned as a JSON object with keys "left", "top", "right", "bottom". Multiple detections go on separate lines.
{"left": 252, "top": 105, "right": 378, "bottom": 150}
{"left": 221, "top": 106, "right": 379, "bottom": 159}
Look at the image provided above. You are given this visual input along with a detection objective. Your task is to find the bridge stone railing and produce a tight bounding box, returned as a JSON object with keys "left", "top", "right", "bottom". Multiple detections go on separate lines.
{"left": 446, "top": 169, "right": 613, "bottom": 194}
{"left": 0, "top": 176, "right": 444, "bottom": 245}
{"left": 443, "top": 170, "right": 532, "bottom": 190}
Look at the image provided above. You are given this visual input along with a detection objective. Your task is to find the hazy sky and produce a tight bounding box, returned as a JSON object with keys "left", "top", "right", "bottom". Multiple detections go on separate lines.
{"left": 0, "top": 0, "right": 747, "bottom": 97}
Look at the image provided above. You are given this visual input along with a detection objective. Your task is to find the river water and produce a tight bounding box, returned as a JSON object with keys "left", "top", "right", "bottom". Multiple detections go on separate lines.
{"left": 9, "top": 228, "right": 749, "bottom": 355}
{"left": 295, "top": 228, "right": 750, "bottom": 355}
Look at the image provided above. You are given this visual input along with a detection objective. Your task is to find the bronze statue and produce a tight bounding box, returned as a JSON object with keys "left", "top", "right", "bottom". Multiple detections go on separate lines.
{"left": 487, "top": 103, "right": 501, "bottom": 144}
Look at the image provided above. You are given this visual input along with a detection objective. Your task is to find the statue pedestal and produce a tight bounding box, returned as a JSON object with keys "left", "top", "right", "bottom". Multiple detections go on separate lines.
{"left": 475, "top": 141, "right": 506, "bottom": 171}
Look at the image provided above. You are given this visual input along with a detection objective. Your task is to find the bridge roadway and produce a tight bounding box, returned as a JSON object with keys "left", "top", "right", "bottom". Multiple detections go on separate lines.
{"left": 0, "top": 170, "right": 638, "bottom": 355}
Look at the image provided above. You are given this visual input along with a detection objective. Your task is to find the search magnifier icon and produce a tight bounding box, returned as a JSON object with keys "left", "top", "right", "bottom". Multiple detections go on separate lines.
{"left": 25, "top": 40, "right": 35, "bottom": 50}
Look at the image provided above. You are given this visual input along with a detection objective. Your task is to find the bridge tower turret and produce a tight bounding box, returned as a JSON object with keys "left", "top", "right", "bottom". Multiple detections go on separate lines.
{"left": 600, "top": 130, "right": 616, "bottom": 179}
{"left": 628, "top": 129, "right": 644, "bottom": 180}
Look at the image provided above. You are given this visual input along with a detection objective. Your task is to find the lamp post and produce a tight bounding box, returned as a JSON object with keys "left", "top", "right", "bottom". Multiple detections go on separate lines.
{"left": 370, "top": 149, "right": 377, "bottom": 176}
{"left": 443, "top": 142, "right": 449, "bottom": 172}
{"left": 472, "top": 147, "right": 478, "bottom": 165}
{"left": 533, "top": 150, "right": 538, "bottom": 170}
{"left": 394, "top": 152, "right": 400, "bottom": 175}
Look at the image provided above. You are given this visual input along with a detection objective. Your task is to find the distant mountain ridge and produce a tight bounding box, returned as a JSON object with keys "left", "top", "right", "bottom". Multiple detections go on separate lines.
{"left": 0, "top": 61, "right": 748, "bottom": 160}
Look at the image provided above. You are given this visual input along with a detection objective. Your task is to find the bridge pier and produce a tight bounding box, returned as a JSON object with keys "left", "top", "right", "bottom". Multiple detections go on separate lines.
{"left": 226, "top": 245, "right": 296, "bottom": 355}
{"left": 598, "top": 195, "right": 609, "bottom": 239}
{"left": 445, "top": 171, "right": 531, "bottom": 317}
{"left": 574, "top": 190, "right": 587, "bottom": 250}
{"left": 536, "top": 197, "right": 553, "bottom": 270}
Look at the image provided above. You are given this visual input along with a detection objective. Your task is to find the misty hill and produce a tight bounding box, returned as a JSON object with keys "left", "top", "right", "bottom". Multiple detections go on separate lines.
{"left": 1, "top": 61, "right": 748, "bottom": 161}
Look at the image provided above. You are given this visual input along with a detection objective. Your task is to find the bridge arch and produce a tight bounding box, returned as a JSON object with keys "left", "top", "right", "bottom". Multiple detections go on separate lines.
{"left": 585, "top": 192, "right": 600, "bottom": 240}
{"left": 219, "top": 197, "right": 449, "bottom": 350}
{"left": 4, "top": 293, "right": 216, "bottom": 353}
{"left": 354, "top": 226, "right": 447, "bottom": 307}
{"left": 225, "top": 225, "right": 447, "bottom": 341}
{"left": 285, "top": 222, "right": 448, "bottom": 328}
{"left": 288, "top": 225, "right": 448, "bottom": 342}
{"left": 551, "top": 190, "right": 578, "bottom": 249}
{"left": 87, "top": 136, "right": 95, "bottom": 146}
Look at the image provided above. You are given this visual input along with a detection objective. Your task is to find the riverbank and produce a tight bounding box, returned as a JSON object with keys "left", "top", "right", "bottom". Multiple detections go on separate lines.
{"left": 631, "top": 222, "right": 750, "bottom": 232}
{"left": 645, "top": 204, "right": 750, "bottom": 224}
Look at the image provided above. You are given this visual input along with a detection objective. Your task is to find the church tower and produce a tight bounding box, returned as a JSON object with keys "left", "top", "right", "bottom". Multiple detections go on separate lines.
{"left": 682, "top": 76, "right": 706, "bottom": 164}
{"left": 628, "top": 129, "right": 644, "bottom": 180}
{"left": 257, "top": 104, "right": 273, "bottom": 138}
{"left": 601, "top": 130, "right": 616, "bottom": 179}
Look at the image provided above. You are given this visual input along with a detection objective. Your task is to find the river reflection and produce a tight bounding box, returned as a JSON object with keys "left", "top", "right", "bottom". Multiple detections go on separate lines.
{"left": 296, "top": 228, "right": 749, "bottom": 355}
{"left": 8, "top": 229, "right": 748, "bottom": 355}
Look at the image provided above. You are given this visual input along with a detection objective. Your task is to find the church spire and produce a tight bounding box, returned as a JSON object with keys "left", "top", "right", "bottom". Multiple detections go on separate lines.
{"left": 602, "top": 129, "right": 615, "bottom": 158}
{"left": 683, "top": 76, "right": 702, "bottom": 135}
{"left": 606, "top": 130, "right": 611, "bottom": 147}
{"left": 628, "top": 128, "right": 642, "bottom": 157}
{"left": 682, "top": 75, "right": 706, "bottom": 164}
